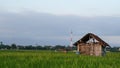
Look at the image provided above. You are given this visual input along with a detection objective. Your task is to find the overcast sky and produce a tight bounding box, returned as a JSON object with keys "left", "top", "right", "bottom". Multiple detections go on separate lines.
{"left": 0, "top": 0, "right": 120, "bottom": 46}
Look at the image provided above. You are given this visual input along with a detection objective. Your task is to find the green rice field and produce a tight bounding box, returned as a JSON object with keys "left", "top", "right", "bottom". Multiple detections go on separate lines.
{"left": 0, "top": 50, "right": 120, "bottom": 68}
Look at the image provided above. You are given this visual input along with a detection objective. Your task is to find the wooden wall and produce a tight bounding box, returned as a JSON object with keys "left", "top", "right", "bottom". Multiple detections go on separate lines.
{"left": 77, "top": 43, "right": 102, "bottom": 56}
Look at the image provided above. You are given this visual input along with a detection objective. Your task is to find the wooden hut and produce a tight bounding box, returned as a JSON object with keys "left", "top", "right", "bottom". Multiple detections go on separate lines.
{"left": 73, "top": 33, "right": 110, "bottom": 56}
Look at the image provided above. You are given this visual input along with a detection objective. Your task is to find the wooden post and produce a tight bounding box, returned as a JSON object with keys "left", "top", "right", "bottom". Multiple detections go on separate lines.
{"left": 77, "top": 45, "right": 79, "bottom": 51}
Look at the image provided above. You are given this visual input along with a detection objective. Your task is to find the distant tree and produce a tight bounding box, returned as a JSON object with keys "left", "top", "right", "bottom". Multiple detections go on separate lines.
{"left": 4, "top": 45, "right": 11, "bottom": 49}
{"left": 44, "top": 45, "right": 52, "bottom": 50}
{"left": 17, "top": 45, "right": 25, "bottom": 50}
{"left": 0, "top": 42, "right": 5, "bottom": 49}
{"left": 25, "top": 45, "right": 34, "bottom": 50}
{"left": 11, "top": 43, "right": 17, "bottom": 49}
{"left": 54, "top": 45, "right": 66, "bottom": 49}
{"left": 36, "top": 46, "right": 43, "bottom": 50}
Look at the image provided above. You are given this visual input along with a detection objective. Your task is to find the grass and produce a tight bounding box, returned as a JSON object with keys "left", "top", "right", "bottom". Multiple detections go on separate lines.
{"left": 0, "top": 50, "right": 120, "bottom": 68}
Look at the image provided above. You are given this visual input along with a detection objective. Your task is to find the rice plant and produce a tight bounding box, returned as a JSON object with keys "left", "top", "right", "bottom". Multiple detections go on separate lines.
{"left": 0, "top": 50, "right": 119, "bottom": 68}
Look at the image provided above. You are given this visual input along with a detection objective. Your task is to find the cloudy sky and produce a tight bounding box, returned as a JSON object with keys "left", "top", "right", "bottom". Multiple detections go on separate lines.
{"left": 0, "top": 0, "right": 120, "bottom": 46}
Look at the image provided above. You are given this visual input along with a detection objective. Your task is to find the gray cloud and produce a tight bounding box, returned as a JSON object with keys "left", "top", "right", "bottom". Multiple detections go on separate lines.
{"left": 0, "top": 11, "right": 120, "bottom": 45}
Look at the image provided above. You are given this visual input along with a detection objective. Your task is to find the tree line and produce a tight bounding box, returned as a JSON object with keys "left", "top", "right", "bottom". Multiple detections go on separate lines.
{"left": 0, "top": 42, "right": 76, "bottom": 50}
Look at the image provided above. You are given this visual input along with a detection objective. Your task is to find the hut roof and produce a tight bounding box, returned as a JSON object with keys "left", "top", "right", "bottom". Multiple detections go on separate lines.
{"left": 73, "top": 33, "right": 109, "bottom": 46}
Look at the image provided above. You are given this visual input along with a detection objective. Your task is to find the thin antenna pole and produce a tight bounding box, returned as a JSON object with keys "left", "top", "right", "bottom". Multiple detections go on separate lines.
{"left": 70, "top": 30, "right": 73, "bottom": 47}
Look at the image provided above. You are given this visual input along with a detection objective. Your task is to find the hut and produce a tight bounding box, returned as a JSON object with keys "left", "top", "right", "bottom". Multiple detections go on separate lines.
{"left": 73, "top": 33, "right": 110, "bottom": 56}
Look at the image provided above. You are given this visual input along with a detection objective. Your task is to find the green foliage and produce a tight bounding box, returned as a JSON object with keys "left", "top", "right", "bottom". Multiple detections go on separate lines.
{"left": 0, "top": 50, "right": 120, "bottom": 68}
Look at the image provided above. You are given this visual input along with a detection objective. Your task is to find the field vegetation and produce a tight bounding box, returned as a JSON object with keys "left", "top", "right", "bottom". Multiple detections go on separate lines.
{"left": 0, "top": 50, "right": 120, "bottom": 68}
